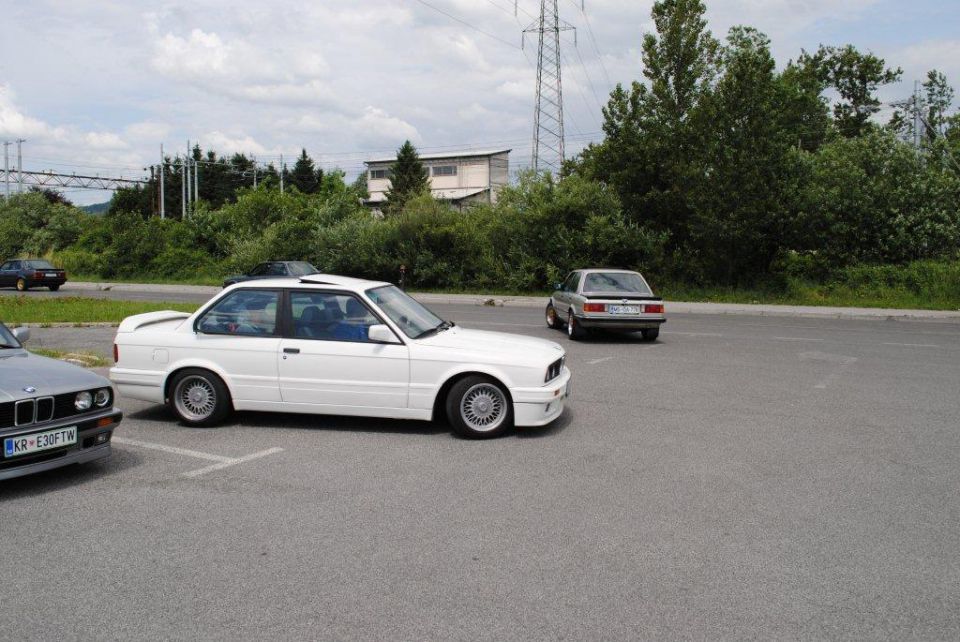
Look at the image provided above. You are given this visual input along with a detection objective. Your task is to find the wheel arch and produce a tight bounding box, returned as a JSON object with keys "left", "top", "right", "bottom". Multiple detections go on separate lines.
{"left": 430, "top": 370, "right": 515, "bottom": 422}
{"left": 162, "top": 361, "right": 235, "bottom": 405}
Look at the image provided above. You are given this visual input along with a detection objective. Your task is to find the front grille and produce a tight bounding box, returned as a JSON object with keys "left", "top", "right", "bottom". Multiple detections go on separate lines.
{"left": 0, "top": 389, "right": 111, "bottom": 430}
{"left": 15, "top": 400, "right": 34, "bottom": 426}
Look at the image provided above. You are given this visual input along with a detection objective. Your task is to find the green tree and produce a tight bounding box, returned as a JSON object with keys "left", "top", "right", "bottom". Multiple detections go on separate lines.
{"left": 385, "top": 140, "right": 429, "bottom": 214}
{"left": 290, "top": 148, "right": 322, "bottom": 194}
{"left": 686, "top": 27, "right": 804, "bottom": 282}
{"left": 809, "top": 45, "right": 902, "bottom": 137}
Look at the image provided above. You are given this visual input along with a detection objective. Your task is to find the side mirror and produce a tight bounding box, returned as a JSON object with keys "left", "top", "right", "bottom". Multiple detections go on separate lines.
{"left": 12, "top": 327, "right": 30, "bottom": 343}
{"left": 553, "top": 283, "right": 563, "bottom": 291}
{"left": 368, "top": 324, "right": 400, "bottom": 344}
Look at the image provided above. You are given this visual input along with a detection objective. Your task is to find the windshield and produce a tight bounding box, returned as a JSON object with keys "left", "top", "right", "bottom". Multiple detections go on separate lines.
{"left": 25, "top": 260, "right": 55, "bottom": 270}
{"left": 0, "top": 323, "right": 22, "bottom": 349}
{"left": 582, "top": 272, "right": 652, "bottom": 295}
{"left": 366, "top": 285, "right": 444, "bottom": 339}
{"left": 288, "top": 262, "right": 318, "bottom": 277}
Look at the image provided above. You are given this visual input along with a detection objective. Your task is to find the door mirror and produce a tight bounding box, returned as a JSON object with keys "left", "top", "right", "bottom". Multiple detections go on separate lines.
{"left": 553, "top": 283, "right": 563, "bottom": 291}
{"left": 368, "top": 324, "right": 400, "bottom": 344}
{"left": 12, "top": 327, "right": 30, "bottom": 343}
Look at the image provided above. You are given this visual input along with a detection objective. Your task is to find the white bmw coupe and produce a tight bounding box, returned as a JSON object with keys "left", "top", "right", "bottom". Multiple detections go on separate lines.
{"left": 110, "top": 274, "right": 571, "bottom": 438}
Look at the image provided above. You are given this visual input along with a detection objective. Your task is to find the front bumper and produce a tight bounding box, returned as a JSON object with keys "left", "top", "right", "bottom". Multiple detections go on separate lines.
{"left": 510, "top": 367, "right": 571, "bottom": 427}
{"left": 0, "top": 408, "right": 122, "bottom": 481}
{"left": 577, "top": 315, "right": 666, "bottom": 330}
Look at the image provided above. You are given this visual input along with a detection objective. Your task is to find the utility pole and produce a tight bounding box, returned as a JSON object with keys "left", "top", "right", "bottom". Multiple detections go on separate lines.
{"left": 252, "top": 156, "right": 258, "bottom": 188}
{"left": 185, "top": 140, "right": 192, "bottom": 216}
{"left": 280, "top": 153, "right": 284, "bottom": 194}
{"left": 523, "top": 1, "right": 574, "bottom": 174}
{"left": 159, "top": 144, "right": 166, "bottom": 219}
{"left": 913, "top": 80, "right": 922, "bottom": 151}
{"left": 16, "top": 139, "right": 25, "bottom": 194}
{"left": 193, "top": 146, "right": 199, "bottom": 204}
{"left": 2, "top": 141, "right": 10, "bottom": 198}
{"left": 181, "top": 157, "right": 187, "bottom": 219}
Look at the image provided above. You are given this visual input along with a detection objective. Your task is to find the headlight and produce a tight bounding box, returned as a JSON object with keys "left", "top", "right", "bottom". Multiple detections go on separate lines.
{"left": 75, "top": 391, "right": 93, "bottom": 411}
{"left": 94, "top": 388, "right": 111, "bottom": 407}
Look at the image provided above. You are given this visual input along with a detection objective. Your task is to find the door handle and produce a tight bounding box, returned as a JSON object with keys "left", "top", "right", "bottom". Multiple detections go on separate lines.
{"left": 283, "top": 347, "right": 300, "bottom": 354}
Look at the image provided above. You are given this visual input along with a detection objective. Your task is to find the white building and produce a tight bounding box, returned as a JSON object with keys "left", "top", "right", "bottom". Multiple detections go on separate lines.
{"left": 364, "top": 149, "right": 510, "bottom": 211}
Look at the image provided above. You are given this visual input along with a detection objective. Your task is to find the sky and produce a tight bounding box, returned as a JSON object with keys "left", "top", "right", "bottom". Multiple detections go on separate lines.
{"left": 0, "top": 0, "right": 958, "bottom": 205}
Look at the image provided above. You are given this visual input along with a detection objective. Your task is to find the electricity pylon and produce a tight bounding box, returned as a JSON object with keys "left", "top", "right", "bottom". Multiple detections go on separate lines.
{"left": 523, "top": 0, "right": 575, "bottom": 174}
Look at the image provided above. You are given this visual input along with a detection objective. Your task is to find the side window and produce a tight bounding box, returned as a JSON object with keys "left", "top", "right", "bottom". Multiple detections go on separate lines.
{"left": 0, "top": 262, "right": 11, "bottom": 270}
{"left": 196, "top": 290, "right": 279, "bottom": 336}
{"left": 266, "top": 263, "right": 287, "bottom": 276}
{"left": 248, "top": 263, "right": 268, "bottom": 276}
{"left": 9, "top": 261, "right": 21, "bottom": 271}
{"left": 290, "top": 291, "right": 380, "bottom": 343}
{"left": 563, "top": 272, "right": 580, "bottom": 293}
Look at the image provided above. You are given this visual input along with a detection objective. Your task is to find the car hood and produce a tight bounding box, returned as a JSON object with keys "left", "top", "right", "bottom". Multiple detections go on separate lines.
{"left": 414, "top": 326, "right": 564, "bottom": 363}
{"left": 0, "top": 350, "right": 110, "bottom": 402}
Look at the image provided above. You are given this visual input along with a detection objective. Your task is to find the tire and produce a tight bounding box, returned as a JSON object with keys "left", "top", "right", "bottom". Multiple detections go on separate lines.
{"left": 641, "top": 328, "right": 660, "bottom": 341}
{"left": 567, "top": 310, "right": 586, "bottom": 340}
{"left": 545, "top": 302, "right": 562, "bottom": 329}
{"left": 169, "top": 369, "right": 231, "bottom": 427}
{"left": 445, "top": 375, "right": 512, "bottom": 439}
{"left": 48, "top": 285, "right": 60, "bottom": 292}
{"left": 16, "top": 278, "right": 27, "bottom": 292}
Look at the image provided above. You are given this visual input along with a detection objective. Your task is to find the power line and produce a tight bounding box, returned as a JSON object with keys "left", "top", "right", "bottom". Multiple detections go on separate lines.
{"left": 565, "top": 0, "right": 612, "bottom": 88}
{"left": 411, "top": 0, "right": 520, "bottom": 50}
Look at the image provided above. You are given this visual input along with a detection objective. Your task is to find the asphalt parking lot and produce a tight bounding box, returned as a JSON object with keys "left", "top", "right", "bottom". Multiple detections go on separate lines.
{"left": 3, "top": 303, "right": 960, "bottom": 640}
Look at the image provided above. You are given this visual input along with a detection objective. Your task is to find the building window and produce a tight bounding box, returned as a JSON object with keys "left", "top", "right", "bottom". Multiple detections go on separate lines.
{"left": 369, "top": 169, "right": 390, "bottom": 180}
{"left": 432, "top": 165, "right": 457, "bottom": 177}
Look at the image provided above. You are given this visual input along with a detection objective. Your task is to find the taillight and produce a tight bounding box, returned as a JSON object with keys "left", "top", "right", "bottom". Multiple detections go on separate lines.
{"left": 645, "top": 304, "right": 664, "bottom": 314}
{"left": 33, "top": 271, "right": 43, "bottom": 279}
{"left": 583, "top": 303, "right": 605, "bottom": 313}
{"left": 113, "top": 344, "right": 119, "bottom": 363}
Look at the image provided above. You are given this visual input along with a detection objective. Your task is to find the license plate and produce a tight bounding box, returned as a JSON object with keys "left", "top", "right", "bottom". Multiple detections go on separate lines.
{"left": 608, "top": 305, "right": 639, "bottom": 315}
{"left": 45, "top": 272, "right": 57, "bottom": 278}
{"left": 4, "top": 426, "right": 77, "bottom": 458}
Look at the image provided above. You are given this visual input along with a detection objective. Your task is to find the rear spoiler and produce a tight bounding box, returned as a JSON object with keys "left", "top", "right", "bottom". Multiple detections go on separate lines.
{"left": 582, "top": 295, "right": 662, "bottom": 301}
{"left": 116, "top": 311, "right": 192, "bottom": 333}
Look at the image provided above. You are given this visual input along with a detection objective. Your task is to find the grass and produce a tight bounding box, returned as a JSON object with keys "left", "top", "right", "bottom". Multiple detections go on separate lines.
{"left": 68, "top": 273, "right": 223, "bottom": 286}
{"left": 30, "top": 348, "right": 109, "bottom": 368}
{"left": 2, "top": 297, "right": 199, "bottom": 324}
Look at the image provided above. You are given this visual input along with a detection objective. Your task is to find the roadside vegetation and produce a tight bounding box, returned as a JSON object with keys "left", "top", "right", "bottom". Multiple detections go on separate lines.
{"left": 2, "top": 297, "right": 198, "bottom": 325}
{"left": 1, "top": 0, "right": 959, "bottom": 310}
{"left": 30, "top": 348, "right": 109, "bottom": 368}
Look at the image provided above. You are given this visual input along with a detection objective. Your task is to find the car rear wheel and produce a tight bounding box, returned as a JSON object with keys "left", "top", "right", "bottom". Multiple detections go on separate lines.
{"left": 641, "top": 328, "right": 660, "bottom": 341}
{"left": 16, "top": 278, "right": 27, "bottom": 291}
{"left": 446, "top": 376, "right": 512, "bottom": 439}
{"left": 545, "top": 303, "right": 562, "bottom": 329}
{"left": 170, "top": 369, "right": 231, "bottom": 427}
{"left": 567, "top": 310, "right": 586, "bottom": 340}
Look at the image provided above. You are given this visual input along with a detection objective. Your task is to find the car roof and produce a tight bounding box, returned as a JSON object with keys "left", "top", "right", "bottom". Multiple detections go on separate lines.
{"left": 231, "top": 273, "right": 391, "bottom": 291}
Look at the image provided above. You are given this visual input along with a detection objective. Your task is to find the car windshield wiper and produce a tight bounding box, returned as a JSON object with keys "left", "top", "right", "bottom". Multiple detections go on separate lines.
{"left": 414, "top": 320, "right": 453, "bottom": 339}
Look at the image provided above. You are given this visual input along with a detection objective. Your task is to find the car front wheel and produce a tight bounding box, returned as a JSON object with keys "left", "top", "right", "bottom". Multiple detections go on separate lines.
{"left": 16, "top": 278, "right": 27, "bottom": 291}
{"left": 446, "top": 376, "right": 512, "bottom": 439}
{"left": 169, "top": 369, "right": 231, "bottom": 427}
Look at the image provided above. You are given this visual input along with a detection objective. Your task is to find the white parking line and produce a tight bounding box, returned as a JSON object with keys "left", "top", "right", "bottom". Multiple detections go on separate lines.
{"left": 662, "top": 331, "right": 723, "bottom": 337}
{"left": 587, "top": 356, "right": 615, "bottom": 365}
{"left": 112, "top": 437, "right": 283, "bottom": 478}
{"left": 882, "top": 342, "right": 940, "bottom": 348}
{"left": 112, "top": 437, "right": 233, "bottom": 462}
{"left": 182, "top": 448, "right": 284, "bottom": 478}
{"left": 774, "top": 336, "right": 825, "bottom": 342}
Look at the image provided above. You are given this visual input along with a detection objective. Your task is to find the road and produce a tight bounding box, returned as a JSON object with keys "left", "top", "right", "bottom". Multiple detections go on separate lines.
{"left": 2, "top": 304, "right": 960, "bottom": 640}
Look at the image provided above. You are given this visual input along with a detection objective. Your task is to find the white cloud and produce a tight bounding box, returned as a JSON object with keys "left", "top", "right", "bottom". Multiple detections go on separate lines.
{"left": 201, "top": 131, "right": 271, "bottom": 156}
{"left": 353, "top": 107, "right": 421, "bottom": 147}
{"left": 0, "top": 85, "right": 65, "bottom": 140}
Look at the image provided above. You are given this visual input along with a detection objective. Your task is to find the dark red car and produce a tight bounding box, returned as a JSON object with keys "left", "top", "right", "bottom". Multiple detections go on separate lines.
{"left": 0, "top": 259, "right": 68, "bottom": 291}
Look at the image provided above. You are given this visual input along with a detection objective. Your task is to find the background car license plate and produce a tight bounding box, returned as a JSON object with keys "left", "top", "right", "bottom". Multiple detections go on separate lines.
{"left": 4, "top": 427, "right": 77, "bottom": 458}
{"left": 608, "top": 305, "right": 639, "bottom": 315}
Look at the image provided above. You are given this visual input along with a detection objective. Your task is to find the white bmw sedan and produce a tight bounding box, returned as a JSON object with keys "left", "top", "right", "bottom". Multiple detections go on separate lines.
{"left": 110, "top": 274, "right": 571, "bottom": 438}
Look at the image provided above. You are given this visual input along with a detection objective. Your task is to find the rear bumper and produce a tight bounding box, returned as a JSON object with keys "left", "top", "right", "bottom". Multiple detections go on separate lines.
{"left": 510, "top": 367, "right": 571, "bottom": 427}
{"left": 0, "top": 408, "right": 122, "bottom": 481}
{"left": 24, "top": 277, "right": 67, "bottom": 288}
{"left": 110, "top": 367, "right": 166, "bottom": 403}
{"left": 577, "top": 316, "right": 666, "bottom": 330}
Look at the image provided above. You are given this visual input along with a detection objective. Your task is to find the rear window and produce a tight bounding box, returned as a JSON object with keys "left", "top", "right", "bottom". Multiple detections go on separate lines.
{"left": 25, "top": 260, "right": 55, "bottom": 269}
{"left": 288, "top": 262, "right": 318, "bottom": 277}
{"left": 582, "top": 272, "right": 652, "bottom": 295}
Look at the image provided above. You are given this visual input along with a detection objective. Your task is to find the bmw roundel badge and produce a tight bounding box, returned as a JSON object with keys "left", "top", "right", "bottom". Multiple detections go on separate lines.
{"left": 23, "top": 386, "right": 37, "bottom": 393}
